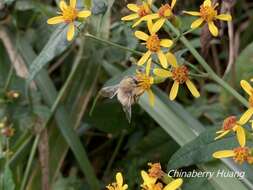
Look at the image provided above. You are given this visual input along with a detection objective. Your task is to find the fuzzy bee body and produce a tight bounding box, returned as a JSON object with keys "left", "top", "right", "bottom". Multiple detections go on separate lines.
{"left": 100, "top": 76, "right": 145, "bottom": 122}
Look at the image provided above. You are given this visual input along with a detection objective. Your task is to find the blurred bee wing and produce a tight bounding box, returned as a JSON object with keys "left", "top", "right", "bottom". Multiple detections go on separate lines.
{"left": 122, "top": 97, "right": 132, "bottom": 123}
{"left": 99, "top": 85, "right": 119, "bottom": 99}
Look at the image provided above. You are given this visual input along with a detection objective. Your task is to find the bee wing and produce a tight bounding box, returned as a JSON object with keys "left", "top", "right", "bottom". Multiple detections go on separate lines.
{"left": 122, "top": 96, "right": 132, "bottom": 123}
{"left": 100, "top": 85, "right": 119, "bottom": 99}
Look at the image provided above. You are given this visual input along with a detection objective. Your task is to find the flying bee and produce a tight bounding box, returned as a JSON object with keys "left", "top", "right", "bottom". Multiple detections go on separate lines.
{"left": 100, "top": 76, "right": 145, "bottom": 122}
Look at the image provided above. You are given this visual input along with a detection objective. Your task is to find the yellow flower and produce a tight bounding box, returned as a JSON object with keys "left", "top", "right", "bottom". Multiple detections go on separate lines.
{"left": 47, "top": 0, "right": 91, "bottom": 41}
{"left": 215, "top": 115, "right": 246, "bottom": 147}
{"left": 144, "top": 0, "right": 177, "bottom": 32}
{"left": 106, "top": 172, "right": 128, "bottom": 190}
{"left": 141, "top": 170, "right": 158, "bottom": 190}
{"left": 134, "top": 59, "right": 155, "bottom": 106}
{"left": 184, "top": 0, "right": 232, "bottom": 36}
{"left": 153, "top": 54, "right": 200, "bottom": 100}
{"left": 240, "top": 80, "right": 253, "bottom": 124}
{"left": 141, "top": 170, "right": 183, "bottom": 190}
{"left": 213, "top": 146, "right": 253, "bottom": 165}
{"left": 121, "top": 0, "right": 153, "bottom": 27}
{"left": 135, "top": 20, "right": 173, "bottom": 68}
{"left": 163, "top": 178, "right": 183, "bottom": 190}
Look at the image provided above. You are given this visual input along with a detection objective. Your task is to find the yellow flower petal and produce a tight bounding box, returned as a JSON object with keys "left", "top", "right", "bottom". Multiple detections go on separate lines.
{"left": 147, "top": 89, "right": 155, "bottom": 107}
{"left": 204, "top": 0, "right": 211, "bottom": 7}
{"left": 240, "top": 80, "right": 252, "bottom": 96}
{"left": 191, "top": 18, "right": 204, "bottom": 29}
{"left": 153, "top": 68, "right": 172, "bottom": 78}
{"left": 208, "top": 21, "right": 218, "bottom": 37}
{"left": 160, "top": 39, "right": 173, "bottom": 48}
{"left": 142, "top": 13, "right": 160, "bottom": 21}
{"left": 47, "top": 16, "right": 64, "bottom": 25}
{"left": 132, "top": 18, "right": 144, "bottom": 27}
{"left": 170, "top": 81, "right": 179, "bottom": 100}
{"left": 236, "top": 126, "right": 246, "bottom": 147}
{"left": 147, "top": 19, "right": 153, "bottom": 34}
{"left": 213, "top": 150, "right": 235, "bottom": 158}
{"left": 215, "top": 130, "right": 230, "bottom": 140}
{"left": 157, "top": 51, "right": 168, "bottom": 68}
{"left": 251, "top": 120, "right": 253, "bottom": 131}
{"left": 141, "top": 170, "right": 157, "bottom": 187}
{"left": 171, "top": 0, "right": 177, "bottom": 9}
{"left": 146, "top": 58, "right": 152, "bottom": 75}
{"left": 239, "top": 108, "right": 253, "bottom": 125}
{"left": 216, "top": 14, "right": 232, "bottom": 21}
{"left": 216, "top": 130, "right": 224, "bottom": 134}
{"left": 78, "top": 10, "right": 91, "bottom": 18}
{"left": 138, "top": 51, "right": 151, "bottom": 65}
{"left": 122, "top": 184, "right": 128, "bottom": 190}
{"left": 163, "top": 178, "right": 183, "bottom": 190}
{"left": 147, "top": 0, "right": 153, "bottom": 6}
{"left": 70, "top": 0, "right": 76, "bottom": 8}
{"left": 121, "top": 13, "right": 139, "bottom": 21}
{"left": 166, "top": 52, "right": 177, "bottom": 67}
{"left": 135, "top": 31, "right": 149, "bottom": 41}
{"left": 183, "top": 11, "right": 201, "bottom": 16}
{"left": 116, "top": 172, "right": 123, "bottom": 186}
{"left": 59, "top": 1, "right": 67, "bottom": 11}
{"left": 127, "top": 4, "right": 139, "bottom": 12}
{"left": 67, "top": 23, "right": 75, "bottom": 41}
{"left": 186, "top": 80, "right": 200, "bottom": 98}
{"left": 151, "top": 18, "right": 165, "bottom": 34}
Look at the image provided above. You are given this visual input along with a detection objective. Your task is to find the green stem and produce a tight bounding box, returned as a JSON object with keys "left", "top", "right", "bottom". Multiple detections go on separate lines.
{"left": 4, "top": 66, "right": 14, "bottom": 92}
{"left": 85, "top": 33, "right": 143, "bottom": 56}
{"left": 103, "top": 132, "right": 125, "bottom": 177}
{"left": 20, "top": 135, "right": 40, "bottom": 190}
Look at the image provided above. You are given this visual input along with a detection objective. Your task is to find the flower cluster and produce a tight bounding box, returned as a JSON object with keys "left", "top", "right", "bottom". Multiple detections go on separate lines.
{"left": 106, "top": 163, "right": 183, "bottom": 190}
{"left": 213, "top": 80, "right": 253, "bottom": 165}
{"left": 99, "top": 0, "right": 232, "bottom": 121}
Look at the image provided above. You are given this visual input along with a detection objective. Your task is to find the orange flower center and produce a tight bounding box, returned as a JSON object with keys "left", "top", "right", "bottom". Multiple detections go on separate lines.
{"left": 223, "top": 116, "right": 237, "bottom": 131}
{"left": 135, "top": 73, "right": 153, "bottom": 91}
{"left": 249, "top": 95, "right": 253, "bottom": 107}
{"left": 200, "top": 5, "right": 217, "bottom": 22}
{"left": 172, "top": 66, "right": 189, "bottom": 84}
{"left": 62, "top": 6, "right": 78, "bottom": 23}
{"left": 138, "top": 5, "right": 150, "bottom": 17}
{"left": 158, "top": 4, "right": 173, "bottom": 18}
{"left": 233, "top": 147, "right": 252, "bottom": 164}
{"left": 146, "top": 35, "right": 160, "bottom": 52}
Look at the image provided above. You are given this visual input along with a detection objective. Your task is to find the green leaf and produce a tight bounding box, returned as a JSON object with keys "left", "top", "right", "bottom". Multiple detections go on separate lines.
{"left": 88, "top": 101, "right": 129, "bottom": 133}
{"left": 182, "top": 177, "right": 215, "bottom": 190}
{"left": 27, "top": 25, "right": 70, "bottom": 84}
{"left": 235, "top": 42, "right": 253, "bottom": 84}
{"left": 1, "top": 166, "right": 15, "bottom": 190}
{"left": 168, "top": 126, "right": 240, "bottom": 169}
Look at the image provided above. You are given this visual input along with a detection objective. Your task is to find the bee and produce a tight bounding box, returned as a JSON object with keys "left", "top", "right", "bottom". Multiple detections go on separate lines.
{"left": 100, "top": 76, "right": 144, "bottom": 122}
